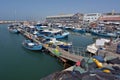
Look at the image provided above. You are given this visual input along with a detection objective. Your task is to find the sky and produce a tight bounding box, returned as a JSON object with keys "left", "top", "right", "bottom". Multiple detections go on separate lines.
{"left": 0, "top": 0, "right": 120, "bottom": 21}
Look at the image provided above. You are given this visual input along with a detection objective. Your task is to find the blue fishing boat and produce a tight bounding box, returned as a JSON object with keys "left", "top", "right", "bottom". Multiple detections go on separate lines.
{"left": 92, "top": 31, "right": 117, "bottom": 37}
{"left": 90, "top": 27, "right": 117, "bottom": 38}
{"left": 37, "top": 28, "right": 70, "bottom": 39}
{"left": 73, "top": 27, "right": 86, "bottom": 33}
{"left": 22, "top": 40, "right": 42, "bottom": 50}
{"left": 57, "top": 44, "right": 72, "bottom": 50}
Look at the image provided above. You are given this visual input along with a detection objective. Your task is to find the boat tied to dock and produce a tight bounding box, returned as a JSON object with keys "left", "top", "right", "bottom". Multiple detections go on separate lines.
{"left": 22, "top": 39, "right": 42, "bottom": 50}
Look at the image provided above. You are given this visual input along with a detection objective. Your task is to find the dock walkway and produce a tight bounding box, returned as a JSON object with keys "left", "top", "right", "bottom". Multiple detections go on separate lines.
{"left": 17, "top": 27, "right": 83, "bottom": 62}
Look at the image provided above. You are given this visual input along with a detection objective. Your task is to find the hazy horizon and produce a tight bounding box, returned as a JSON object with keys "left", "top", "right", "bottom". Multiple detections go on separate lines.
{"left": 0, "top": 0, "right": 120, "bottom": 21}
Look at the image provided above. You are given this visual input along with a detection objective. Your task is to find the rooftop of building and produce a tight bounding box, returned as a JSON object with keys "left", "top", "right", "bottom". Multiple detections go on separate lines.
{"left": 46, "top": 14, "right": 75, "bottom": 18}
{"left": 99, "top": 15, "right": 120, "bottom": 21}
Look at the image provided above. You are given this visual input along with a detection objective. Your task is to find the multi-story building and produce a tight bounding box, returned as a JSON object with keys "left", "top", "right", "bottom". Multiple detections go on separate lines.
{"left": 46, "top": 13, "right": 83, "bottom": 27}
{"left": 83, "top": 13, "right": 101, "bottom": 23}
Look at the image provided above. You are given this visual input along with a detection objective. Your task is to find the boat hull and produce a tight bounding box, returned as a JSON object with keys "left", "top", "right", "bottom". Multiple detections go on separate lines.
{"left": 58, "top": 45, "right": 72, "bottom": 50}
{"left": 8, "top": 27, "right": 19, "bottom": 33}
{"left": 91, "top": 31, "right": 117, "bottom": 38}
{"left": 37, "top": 32, "right": 69, "bottom": 39}
{"left": 73, "top": 28, "right": 86, "bottom": 33}
{"left": 22, "top": 40, "right": 42, "bottom": 50}
{"left": 86, "top": 44, "right": 98, "bottom": 54}
{"left": 55, "top": 32, "right": 69, "bottom": 39}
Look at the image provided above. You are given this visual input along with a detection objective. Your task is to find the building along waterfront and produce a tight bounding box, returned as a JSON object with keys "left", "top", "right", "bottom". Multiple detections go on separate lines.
{"left": 46, "top": 13, "right": 84, "bottom": 28}
{"left": 83, "top": 13, "right": 101, "bottom": 23}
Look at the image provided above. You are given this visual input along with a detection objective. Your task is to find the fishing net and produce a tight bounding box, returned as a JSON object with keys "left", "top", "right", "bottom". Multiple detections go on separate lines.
{"left": 41, "top": 71, "right": 82, "bottom": 80}
{"left": 41, "top": 70, "right": 120, "bottom": 80}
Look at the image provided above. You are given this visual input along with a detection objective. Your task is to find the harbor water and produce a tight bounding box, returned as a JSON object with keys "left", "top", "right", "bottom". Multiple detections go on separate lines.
{"left": 0, "top": 24, "right": 94, "bottom": 80}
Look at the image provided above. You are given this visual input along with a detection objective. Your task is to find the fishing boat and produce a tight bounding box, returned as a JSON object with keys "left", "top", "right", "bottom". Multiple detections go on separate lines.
{"left": 86, "top": 38, "right": 110, "bottom": 54}
{"left": 57, "top": 24, "right": 65, "bottom": 29}
{"left": 8, "top": 24, "right": 19, "bottom": 33}
{"left": 22, "top": 40, "right": 42, "bottom": 50}
{"left": 63, "top": 26, "right": 73, "bottom": 30}
{"left": 44, "top": 38, "right": 72, "bottom": 50}
{"left": 90, "top": 27, "right": 117, "bottom": 37}
{"left": 37, "top": 28, "right": 70, "bottom": 39}
{"left": 90, "top": 27, "right": 104, "bottom": 35}
{"left": 35, "top": 26, "right": 48, "bottom": 31}
{"left": 73, "top": 27, "right": 86, "bottom": 33}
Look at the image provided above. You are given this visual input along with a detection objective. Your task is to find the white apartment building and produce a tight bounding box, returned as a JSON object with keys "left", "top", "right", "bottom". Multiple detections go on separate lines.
{"left": 83, "top": 13, "right": 101, "bottom": 23}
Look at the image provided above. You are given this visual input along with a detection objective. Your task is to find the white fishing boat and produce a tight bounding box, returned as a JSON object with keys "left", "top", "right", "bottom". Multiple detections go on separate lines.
{"left": 44, "top": 38, "right": 72, "bottom": 50}
{"left": 86, "top": 38, "right": 110, "bottom": 54}
{"left": 38, "top": 28, "right": 70, "bottom": 39}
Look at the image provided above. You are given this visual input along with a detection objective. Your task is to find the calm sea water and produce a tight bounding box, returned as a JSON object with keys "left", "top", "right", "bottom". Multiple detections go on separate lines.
{"left": 0, "top": 24, "right": 63, "bottom": 80}
{"left": 0, "top": 24, "right": 94, "bottom": 80}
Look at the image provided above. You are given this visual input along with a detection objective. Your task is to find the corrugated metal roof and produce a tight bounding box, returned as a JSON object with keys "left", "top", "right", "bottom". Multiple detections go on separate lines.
{"left": 99, "top": 15, "right": 120, "bottom": 21}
